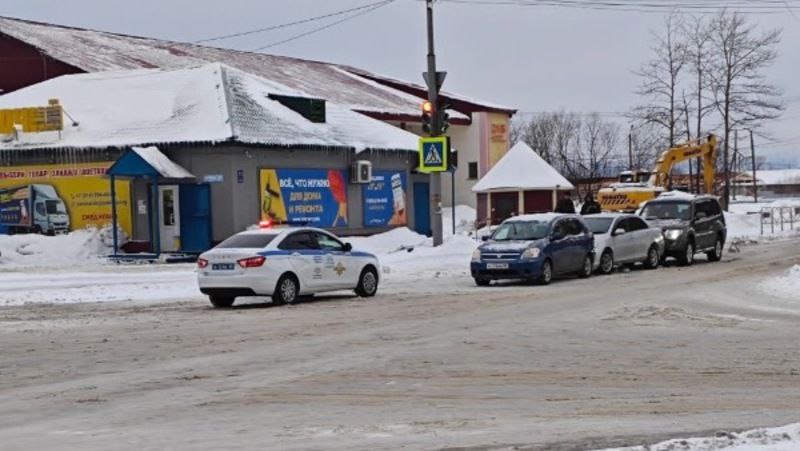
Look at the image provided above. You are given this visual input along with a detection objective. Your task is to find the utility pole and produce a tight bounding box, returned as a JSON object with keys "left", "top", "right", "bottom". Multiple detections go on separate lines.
{"left": 425, "top": 0, "right": 444, "bottom": 246}
{"left": 628, "top": 124, "right": 633, "bottom": 171}
{"left": 750, "top": 129, "right": 758, "bottom": 203}
{"left": 733, "top": 129, "right": 738, "bottom": 200}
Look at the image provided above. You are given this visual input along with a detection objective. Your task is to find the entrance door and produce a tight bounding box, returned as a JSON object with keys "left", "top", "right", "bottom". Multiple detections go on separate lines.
{"left": 413, "top": 182, "right": 431, "bottom": 236}
{"left": 491, "top": 192, "right": 518, "bottom": 224}
{"left": 158, "top": 185, "right": 180, "bottom": 252}
{"left": 179, "top": 184, "right": 212, "bottom": 253}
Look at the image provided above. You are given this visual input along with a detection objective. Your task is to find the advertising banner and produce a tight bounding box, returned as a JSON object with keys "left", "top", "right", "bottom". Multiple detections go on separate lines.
{"left": 363, "top": 170, "right": 407, "bottom": 227}
{"left": 488, "top": 112, "right": 510, "bottom": 169}
{"left": 0, "top": 163, "right": 132, "bottom": 234}
{"left": 259, "top": 168, "right": 348, "bottom": 227}
{"left": 0, "top": 186, "right": 30, "bottom": 226}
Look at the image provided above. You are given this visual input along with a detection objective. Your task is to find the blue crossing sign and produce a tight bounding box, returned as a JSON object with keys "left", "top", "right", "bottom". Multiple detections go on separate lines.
{"left": 418, "top": 136, "right": 450, "bottom": 173}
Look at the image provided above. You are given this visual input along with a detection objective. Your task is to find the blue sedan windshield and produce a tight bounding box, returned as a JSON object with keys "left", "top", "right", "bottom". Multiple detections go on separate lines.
{"left": 492, "top": 221, "right": 549, "bottom": 241}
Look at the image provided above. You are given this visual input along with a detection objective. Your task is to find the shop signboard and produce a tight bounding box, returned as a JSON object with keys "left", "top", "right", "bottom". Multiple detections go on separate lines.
{"left": 0, "top": 163, "right": 132, "bottom": 234}
{"left": 363, "top": 170, "right": 407, "bottom": 227}
{"left": 259, "top": 168, "right": 348, "bottom": 227}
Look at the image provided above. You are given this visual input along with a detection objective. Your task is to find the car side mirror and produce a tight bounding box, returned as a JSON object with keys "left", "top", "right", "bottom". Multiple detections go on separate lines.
{"left": 481, "top": 235, "right": 491, "bottom": 242}
{"left": 551, "top": 232, "right": 564, "bottom": 241}
{"left": 613, "top": 228, "right": 626, "bottom": 236}
{"left": 343, "top": 242, "right": 353, "bottom": 252}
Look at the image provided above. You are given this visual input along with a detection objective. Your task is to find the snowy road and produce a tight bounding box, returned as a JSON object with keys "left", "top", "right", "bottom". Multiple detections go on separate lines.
{"left": 1, "top": 240, "right": 800, "bottom": 450}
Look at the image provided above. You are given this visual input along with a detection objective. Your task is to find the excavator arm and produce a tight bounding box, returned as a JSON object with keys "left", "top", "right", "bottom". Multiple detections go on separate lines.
{"left": 647, "top": 134, "right": 717, "bottom": 194}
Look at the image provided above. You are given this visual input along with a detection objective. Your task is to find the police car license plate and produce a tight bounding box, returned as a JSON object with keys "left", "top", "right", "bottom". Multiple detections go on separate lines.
{"left": 212, "top": 263, "right": 235, "bottom": 271}
{"left": 486, "top": 263, "right": 509, "bottom": 269}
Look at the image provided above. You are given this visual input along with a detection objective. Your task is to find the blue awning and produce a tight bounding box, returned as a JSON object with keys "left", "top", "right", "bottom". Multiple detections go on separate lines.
{"left": 107, "top": 146, "right": 194, "bottom": 180}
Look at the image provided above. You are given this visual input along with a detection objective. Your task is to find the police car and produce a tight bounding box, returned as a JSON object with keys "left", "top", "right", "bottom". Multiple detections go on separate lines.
{"left": 197, "top": 225, "right": 380, "bottom": 308}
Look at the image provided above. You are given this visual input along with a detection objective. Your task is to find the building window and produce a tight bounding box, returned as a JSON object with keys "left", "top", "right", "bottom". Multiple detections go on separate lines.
{"left": 468, "top": 162, "right": 478, "bottom": 180}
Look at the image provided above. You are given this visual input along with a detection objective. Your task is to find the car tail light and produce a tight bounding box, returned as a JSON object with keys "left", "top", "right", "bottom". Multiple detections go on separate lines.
{"left": 197, "top": 258, "right": 209, "bottom": 269}
{"left": 237, "top": 256, "right": 266, "bottom": 268}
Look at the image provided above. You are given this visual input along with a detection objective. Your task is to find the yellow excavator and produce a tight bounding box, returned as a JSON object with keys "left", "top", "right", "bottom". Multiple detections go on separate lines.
{"left": 597, "top": 134, "right": 717, "bottom": 212}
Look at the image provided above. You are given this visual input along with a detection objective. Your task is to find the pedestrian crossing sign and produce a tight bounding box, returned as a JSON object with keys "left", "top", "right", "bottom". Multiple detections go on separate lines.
{"left": 418, "top": 136, "right": 449, "bottom": 173}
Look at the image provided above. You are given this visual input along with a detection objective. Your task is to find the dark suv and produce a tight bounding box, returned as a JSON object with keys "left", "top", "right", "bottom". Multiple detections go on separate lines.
{"left": 639, "top": 195, "right": 726, "bottom": 266}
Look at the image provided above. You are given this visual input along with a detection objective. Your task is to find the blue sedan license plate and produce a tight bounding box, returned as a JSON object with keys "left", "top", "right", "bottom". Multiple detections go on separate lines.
{"left": 486, "top": 263, "right": 509, "bottom": 269}
{"left": 212, "top": 263, "right": 235, "bottom": 271}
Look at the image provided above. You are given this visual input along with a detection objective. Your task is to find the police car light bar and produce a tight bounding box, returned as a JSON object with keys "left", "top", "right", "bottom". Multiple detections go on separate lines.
{"left": 259, "top": 219, "right": 273, "bottom": 229}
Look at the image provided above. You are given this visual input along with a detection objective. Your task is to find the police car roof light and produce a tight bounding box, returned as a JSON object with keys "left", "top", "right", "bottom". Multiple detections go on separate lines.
{"left": 259, "top": 219, "right": 273, "bottom": 229}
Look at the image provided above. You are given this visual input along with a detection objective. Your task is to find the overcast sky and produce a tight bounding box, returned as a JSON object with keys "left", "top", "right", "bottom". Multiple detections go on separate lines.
{"left": 3, "top": 0, "right": 799, "bottom": 164}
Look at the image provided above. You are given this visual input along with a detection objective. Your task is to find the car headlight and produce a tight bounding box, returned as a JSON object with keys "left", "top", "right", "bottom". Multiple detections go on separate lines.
{"left": 471, "top": 249, "right": 481, "bottom": 262}
{"left": 664, "top": 229, "right": 683, "bottom": 240}
{"left": 521, "top": 247, "right": 541, "bottom": 260}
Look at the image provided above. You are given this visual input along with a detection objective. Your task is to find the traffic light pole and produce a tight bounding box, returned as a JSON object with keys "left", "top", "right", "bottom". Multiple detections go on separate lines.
{"left": 425, "top": 0, "right": 443, "bottom": 246}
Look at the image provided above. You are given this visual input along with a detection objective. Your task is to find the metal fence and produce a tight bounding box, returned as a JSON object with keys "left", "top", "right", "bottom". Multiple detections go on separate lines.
{"left": 760, "top": 206, "right": 800, "bottom": 235}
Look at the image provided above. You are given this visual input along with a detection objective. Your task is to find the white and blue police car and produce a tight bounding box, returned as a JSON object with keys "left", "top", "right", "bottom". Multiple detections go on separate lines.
{"left": 197, "top": 224, "right": 380, "bottom": 308}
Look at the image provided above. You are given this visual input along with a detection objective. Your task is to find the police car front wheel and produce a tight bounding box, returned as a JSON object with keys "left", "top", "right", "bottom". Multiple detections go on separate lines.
{"left": 355, "top": 267, "right": 379, "bottom": 297}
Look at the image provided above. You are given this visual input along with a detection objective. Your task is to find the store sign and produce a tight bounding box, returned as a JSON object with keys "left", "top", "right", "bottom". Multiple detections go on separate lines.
{"left": 363, "top": 170, "right": 407, "bottom": 227}
{"left": 488, "top": 113, "right": 510, "bottom": 169}
{"left": 0, "top": 163, "right": 132, "bottom": 234}
{"left": 259, "top": 168, "right": 348, "bottom": 227}
{"left": 203, "top": 174, "right": 223, "bottom": 183}
{"left": 418, "top": 136, "right": 450, "bottom": 173}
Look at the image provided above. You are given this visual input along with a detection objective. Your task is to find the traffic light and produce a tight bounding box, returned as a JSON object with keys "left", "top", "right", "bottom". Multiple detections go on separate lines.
{"left": 421, "top": 100, "right": 434, "bottom": 134}
{"left": 439, "top": 100, "right": 451, "bottom": 135}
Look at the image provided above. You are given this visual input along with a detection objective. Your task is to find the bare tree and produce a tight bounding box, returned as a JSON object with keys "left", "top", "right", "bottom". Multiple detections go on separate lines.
{"left": 708, "top": 9, "right": 784, "bottom": 209}
{"left": 684, "top": 15, "right": 718, "bottom": 193}
{"left": 572, "top": 113, "right": 620, "bottom": 193}
{"left": 551, "top": 112, "right": 583, "bottom": 183}
{"left": 516, "top": 112, "right": 559, "bottom": 164}
{"left": 630, "top": 122, "right": 664, "bottom": 171}
{"left": 632, "top": 12, "right": 688, "bottom": 148}
{"left": 512, "top": 112, "right": 623, "bottom": 193}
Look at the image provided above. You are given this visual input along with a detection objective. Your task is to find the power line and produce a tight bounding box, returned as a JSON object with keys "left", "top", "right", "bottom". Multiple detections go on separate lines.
{"left": 441, "top": 0, "right": 800, "bottom": 14}
{"left": 193, "top": 0, "right": 394, "bottom": 44}
{"left": 251, "top": 0, "right": 396, "bottom": 51}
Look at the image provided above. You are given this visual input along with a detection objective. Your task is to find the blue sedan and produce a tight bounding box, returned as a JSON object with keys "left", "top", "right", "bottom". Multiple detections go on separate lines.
{"left": 471, "top": 213, "right": 595, "bottom": 285}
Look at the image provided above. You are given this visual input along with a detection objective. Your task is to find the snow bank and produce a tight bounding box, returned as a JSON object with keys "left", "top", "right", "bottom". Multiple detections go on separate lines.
{"left": 726, "top": 200, "right": 800, "bottom": 241}
{"left": 442, "top": 205, "right": 477, "bottom": 236}
{"left": 347, "top": 226, "right": 479, "bottom": 282}
{"left": 0, "top": 228, "right": 117, "bottom": 269}
{"left": 759, "top": 265, "right": 800, "bottom": 301}
{"left": 598, "top": 423, "right": 800, "bottom": 451}
{"left": 0, "top": 268, "right": 201, "bottom": 306}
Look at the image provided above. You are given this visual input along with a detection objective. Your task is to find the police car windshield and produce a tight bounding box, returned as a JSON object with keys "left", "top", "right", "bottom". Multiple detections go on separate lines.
{"left": 216, "top": 233, "right": 278, "bottom": 249}
{"left": 583, "top": 217, "right": 614, "bottom": 234}
{"left": 492, "top": 221, "right": 549, "bottom": 241}
{"left": 641, "top": 201, "right": 692, "bottom": 220}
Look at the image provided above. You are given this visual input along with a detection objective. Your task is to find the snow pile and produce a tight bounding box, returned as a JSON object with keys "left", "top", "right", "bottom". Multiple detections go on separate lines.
{"left": 759, "top": 265, "right": 800, "bottom": 301}
{"left": 0, "top": 228, "right": 115, "bottom": 268}
{"left": 347, "top": 226, "right": 479, "bottom": 281}
{"left": 0, "top": 268, "right": 201, "bottom": 306}
{"left": 442, "top": 205, "right": 478, "bottom": 236}
{"left": 346, "top": 227, "right": 430, "bottom": 255}
{"left": 598, "top": 423, "right": 800, "bottom": 451}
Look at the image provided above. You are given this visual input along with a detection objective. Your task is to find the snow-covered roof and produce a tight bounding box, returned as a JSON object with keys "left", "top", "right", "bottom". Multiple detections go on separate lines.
{"left": 131, "top": 146, "right": 194, "bottom": 179}
{"left": 0, "top": 16, "right": 513, "bottom": 117}
{"left": 472, "top": 142, "right": 575, "bottom": 192}
{"left": 0, "top": 63, "right": 419, "bottom": 152}
{"left": 742, "top": 169, "right": 800, "bottom": 186}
